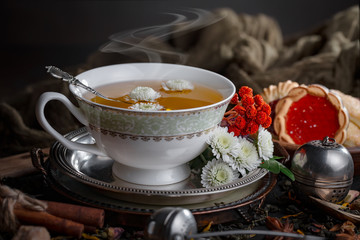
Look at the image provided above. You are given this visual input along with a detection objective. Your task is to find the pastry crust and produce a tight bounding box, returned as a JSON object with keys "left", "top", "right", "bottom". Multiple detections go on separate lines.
{"left": 261, "top": 80, "right": 299, "bottom": 103}
{"left": 331, "top": 89, "right": 360, "bottom": 128}
{"left": 331, "top": 89, "right": 360, "bottom": 147}
{"left": 274, "top": 84, "right": 349, "bottom": 144}
{"left": 343, "top": 121, "right": 360, "bottom": 147}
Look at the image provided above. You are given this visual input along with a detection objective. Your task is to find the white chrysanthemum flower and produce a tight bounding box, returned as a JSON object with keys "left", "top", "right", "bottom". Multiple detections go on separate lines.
{"left": 206, "top": 127, "right": 238, "bottom": 163}
{"left": 129, "top": 102, "right": 164, "bottom": 111}
{"left": 129, "top": 86, "right": 161, "bottom": 101}
{"left": 163, "top": 79, "right": 194, "bottom": 91}
{"left": 201, "top": 158, "right": 240, "bottom": 188}
{"left": 257, "top": 126, "right": 274, "bottom": 160}
{"left": 230, "top": 137, "right": 260, "bottom": 176}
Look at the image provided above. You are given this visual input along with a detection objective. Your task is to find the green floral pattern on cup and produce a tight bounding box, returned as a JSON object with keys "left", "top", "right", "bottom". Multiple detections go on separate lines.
{"left": 79, "top": 100, "right": 228, "bottom": 136}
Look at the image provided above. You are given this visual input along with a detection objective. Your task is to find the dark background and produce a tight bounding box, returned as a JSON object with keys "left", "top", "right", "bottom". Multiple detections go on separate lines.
{"left": 1, "top": 0, "right": 358, "bottom": 100}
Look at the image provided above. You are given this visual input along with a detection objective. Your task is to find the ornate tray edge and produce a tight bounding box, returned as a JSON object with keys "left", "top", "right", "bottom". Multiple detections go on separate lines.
{"left": 44, "top": 160, "right": 277, "bottom": 227}
{"left": 50, "top": 127, "right": 269, "bottom": 197}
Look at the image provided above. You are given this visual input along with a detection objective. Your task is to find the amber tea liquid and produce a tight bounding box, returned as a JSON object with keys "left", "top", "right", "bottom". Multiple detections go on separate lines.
{"left": 89, "top": 80, "right": 224, "bottom": 110}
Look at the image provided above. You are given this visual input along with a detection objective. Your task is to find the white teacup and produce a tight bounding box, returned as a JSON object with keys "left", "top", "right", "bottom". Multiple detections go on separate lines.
{"left": 36, "top": 63, "right": 235, "bottom": 185}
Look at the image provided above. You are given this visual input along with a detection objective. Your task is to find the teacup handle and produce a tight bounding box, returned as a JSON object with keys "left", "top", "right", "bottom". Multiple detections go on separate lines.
{"left": 36, "top": 92, "right": 105, "bottom": 156}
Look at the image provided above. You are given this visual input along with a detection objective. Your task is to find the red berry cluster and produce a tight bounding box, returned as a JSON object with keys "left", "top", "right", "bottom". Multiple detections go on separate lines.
{"left": 223, "top": 86, "right": 272, "bottom": 136}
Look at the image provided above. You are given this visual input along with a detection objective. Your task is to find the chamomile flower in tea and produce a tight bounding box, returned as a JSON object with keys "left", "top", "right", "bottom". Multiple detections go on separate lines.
{"left": 129, "top": 86, "right": 161, "bottom": 102}
{"left": 129, "top": 102, "right": 164, "bottom": 111}
{"left": 162, "top": 79, "right": 194, "bottom": 91}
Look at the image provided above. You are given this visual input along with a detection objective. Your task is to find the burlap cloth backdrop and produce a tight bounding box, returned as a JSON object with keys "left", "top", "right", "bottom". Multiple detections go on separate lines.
{"left": 1, "top": 6, "right": 359, "bottom": 158}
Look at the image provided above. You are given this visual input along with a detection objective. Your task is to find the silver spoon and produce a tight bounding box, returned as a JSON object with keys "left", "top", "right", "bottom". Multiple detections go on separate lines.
{"left": 45, "top": 66, "right": 132, "bottom": 104}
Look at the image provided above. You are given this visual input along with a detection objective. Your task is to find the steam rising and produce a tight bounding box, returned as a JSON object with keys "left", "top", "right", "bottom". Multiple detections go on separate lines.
{"left": 100, "top": 8, "right": 222, "bottom": 63}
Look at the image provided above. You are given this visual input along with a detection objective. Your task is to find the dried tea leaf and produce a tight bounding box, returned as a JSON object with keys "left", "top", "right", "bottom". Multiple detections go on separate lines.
{"left": 349, "top": 199, "right": 360, "bottom": 211}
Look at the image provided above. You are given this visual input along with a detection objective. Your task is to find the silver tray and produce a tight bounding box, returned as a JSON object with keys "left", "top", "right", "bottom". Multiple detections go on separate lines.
{"left": 49, "top": 128, "right": 270, "bottom": 205}
{"left": 44, "top": 163, "right": 277, "bottom": 227}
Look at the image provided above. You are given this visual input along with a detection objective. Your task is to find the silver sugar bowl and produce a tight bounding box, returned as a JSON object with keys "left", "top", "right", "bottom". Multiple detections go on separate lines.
{"left": 291, "top": 137, "right": 354, "bottom": 203}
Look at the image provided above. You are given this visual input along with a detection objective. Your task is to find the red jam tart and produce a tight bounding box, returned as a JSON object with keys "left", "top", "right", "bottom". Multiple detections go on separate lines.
{"left": 274, "top": 85, "right": 349, "bottom": 145}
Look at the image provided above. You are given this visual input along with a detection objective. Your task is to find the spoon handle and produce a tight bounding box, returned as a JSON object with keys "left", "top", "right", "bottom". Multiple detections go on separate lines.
{"left": 45, "top": 66, "right": 112, "bottom": 101}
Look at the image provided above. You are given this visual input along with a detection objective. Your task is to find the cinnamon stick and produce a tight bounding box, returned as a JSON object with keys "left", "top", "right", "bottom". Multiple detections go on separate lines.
{"left": 0, "top": 148, "right": 50, "bottom": 178}
{"left": 14, "top": 208, "right": 84, "bottom": 238}
{"left": 46, "top": 201, "right": 105, "bottom": 228}
{"left": 0, "top": 196, "right": 104, "bottom": 236}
